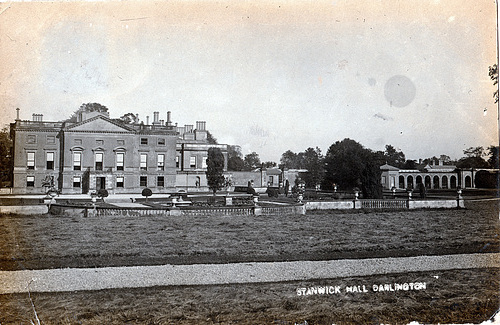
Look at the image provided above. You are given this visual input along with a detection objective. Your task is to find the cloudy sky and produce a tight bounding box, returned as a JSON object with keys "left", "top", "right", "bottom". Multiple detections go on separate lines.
{"left": 0, "top": 0, "right": 497, "bottom": 162}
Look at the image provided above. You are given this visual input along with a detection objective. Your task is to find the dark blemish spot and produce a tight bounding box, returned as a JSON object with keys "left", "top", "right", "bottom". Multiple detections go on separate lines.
{"left": 384, "top": 75, "right": 416, "bottom": 108}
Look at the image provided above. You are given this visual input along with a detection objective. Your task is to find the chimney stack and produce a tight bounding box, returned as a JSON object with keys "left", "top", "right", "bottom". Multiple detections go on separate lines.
{"left": 166, "top": 111, "right": 172, "bottom": 126}
{"left": 153, "top": 111, "right": 159, "bottom": 124}
{"left": 146, "top": 116, "right": 149, "bottom": 125}
{"left": 16, "top": 108, "right": 20, "bottom": 121}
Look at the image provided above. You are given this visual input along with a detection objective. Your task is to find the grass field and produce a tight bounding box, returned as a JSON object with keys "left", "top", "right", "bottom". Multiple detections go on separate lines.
{"left": 0, "top": 200, "right": 498, "bottom": 324}
{"left": 0, "top": 201, "right": 498, "bottom": 270}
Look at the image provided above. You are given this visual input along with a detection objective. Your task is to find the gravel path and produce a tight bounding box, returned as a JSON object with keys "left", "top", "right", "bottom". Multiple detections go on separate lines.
{"left": 1, "top": 253, "right": 498, "bottom": 294}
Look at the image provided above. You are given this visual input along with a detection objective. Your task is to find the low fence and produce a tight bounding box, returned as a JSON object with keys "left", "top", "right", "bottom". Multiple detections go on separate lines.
{"left": 306, "top": 198, "right": 464, "bottom": 210}
{"left": 361, "top": 199, "right": 408, "bottom": 209}
{"left": 48, "top": 203, "right": 306, "bottom": 217}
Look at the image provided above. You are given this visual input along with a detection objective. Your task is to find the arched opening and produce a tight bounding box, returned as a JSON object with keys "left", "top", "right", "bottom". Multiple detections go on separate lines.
{"left": 407, "top": 175, "right": 414, "bottom": 189}
{"left": 442, "top": 176, "right": 448, "bottom": 189}
{"left": 425, "top": 176, "right": 431, "bottom": 188}
{"left": 433, "top": 176, "right": 440, "bottom": 189}
{"left": 416, "top": 175, "right": 423, "bottom": 185}
{"left": 450, "top": 176, "right": 457, "bottom": 189}
{"left": 399, "top": 176, "right": 405, "bottom": 189}
{"left": 465, "top": 176, "right": 472, "bottom": 188}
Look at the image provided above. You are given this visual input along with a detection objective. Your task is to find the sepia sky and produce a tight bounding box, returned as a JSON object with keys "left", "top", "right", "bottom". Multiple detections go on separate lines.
{"left": 0, "top": 0, "right": 497, "bottom": 162}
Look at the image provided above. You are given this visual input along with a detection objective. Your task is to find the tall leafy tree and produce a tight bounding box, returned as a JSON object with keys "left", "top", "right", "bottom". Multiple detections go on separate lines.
{"left": 206, "top": 131, "right": 218, "bottom": 144}
{"left": 0, "top": 127, "right": 12, "bottom": 187}
{"left": 227, "top": 145, "right": 245, "bottom": 171}
{"left": 384, "top": 145, "right": 406, "bottom": 168}
{"left": 206, "top": 147, "right": 225, "bottom": 195}
{"left": 244, "top": 152, "right": 261, "bottom": 171}
{"left": 487, "top": 145, "right": 499, "bottom": 169}
{"left": 280, "top": 150, "right": 300, "bottom": 169}
{"left": 301, "top": 147, "right": 324, "bottom": 188}
{"left": 457, "top": 146, "right": 489, "bottom": 168}
{"left": 323, "top": 138, "right": 382, "bottom": 198}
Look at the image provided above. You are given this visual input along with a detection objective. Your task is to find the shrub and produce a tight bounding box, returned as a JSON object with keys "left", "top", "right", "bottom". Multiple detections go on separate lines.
{"left": 142, "top": 188, "right": 153, "bottom": 202}
{"left": 97, "top": 189, "right": 108, "bottom": 202}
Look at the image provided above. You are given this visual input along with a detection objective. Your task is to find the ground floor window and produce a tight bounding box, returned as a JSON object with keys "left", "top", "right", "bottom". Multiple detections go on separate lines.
{"left": 140, "top": 176, "right": 147, "bottom": 187}
{"left": 73, "top": 176, "right": 81, "bottom": 188}
{"left": 116, "top": 176, "right": 124, "bottom": 188}
{"left": 26, "top": 176, "right": 35, "bottom": 187}
{"left": 157, "top": 176, "right": 164, "bottom": 187}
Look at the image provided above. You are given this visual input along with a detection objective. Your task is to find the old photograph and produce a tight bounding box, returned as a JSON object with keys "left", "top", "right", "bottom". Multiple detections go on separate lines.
{"left": 0, "top": 0, "right": 498, "bottom": 324}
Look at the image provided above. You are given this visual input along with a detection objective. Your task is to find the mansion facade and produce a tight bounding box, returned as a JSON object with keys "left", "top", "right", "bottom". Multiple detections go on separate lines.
{"left": 10, "top": 108, "right": 228, "bottom": 195}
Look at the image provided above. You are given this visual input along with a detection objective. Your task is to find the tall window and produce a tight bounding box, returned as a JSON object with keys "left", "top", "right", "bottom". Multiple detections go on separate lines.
{"left": 116, "top": 153, "right": 124, "bottom": 171}
{"left": 176, "top": 156, "right": 180, "bottom": 168}
{"left": 190, "top": 156, "right": 196, "bottom": 168}
{"left": 95, "top": 152, "right": 103, "bottom": 171}
{"left": 140, "top": 154, "right": 147, "bottom": 171}
{"left": 26, "top": 176, "right": 35, "bottom": 187}
{"left": 157, "top": 176, "right": 164, "bottom": 187}
{"left": 157, "top": 154, "right": 165, "bottom": 171}
{"left": 202, "top": 157, "right": 207, "bottom": 169}
{"left": 116, "top": 176, "right": 124, "bottom": 188}
{"left": 73, "top": 176, "right": 81, "bottom": 188}
{"left": 73, "top": 152, "right": 82, "bottom": 171}
{"left": 27, "top": 152, "right": 35, "bottom": 169}
{"left": 46, "top": 152, "right": 54, "bottom": 170}
{"left": 140, "top": 176, "right": 147, "bottom": 187}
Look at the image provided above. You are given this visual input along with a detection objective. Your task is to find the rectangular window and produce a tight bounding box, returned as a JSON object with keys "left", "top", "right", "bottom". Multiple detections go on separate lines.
{"left": 157, "top": 138, "right": 165, "bottom": 145}
{"left": 157, "top": 176, "right": 164, "bottom": 187}
{"left": 140, "top": 154, "right": 147, "bottom": 171}
{"left": 46, "top": 136, "right": 56, "bottom": 144}
{"left": 26, "top": 176, "right": 35, "bottom": 187}
{"left": 190, "top": 156, "right": 196, "bottom": 168}
{"left": 202, "top": 157, "right": 207, "bottom": 169}
{"left": 74, "top": 139, "right": 82, "bottom": 145}
{"left": 116, "top": 176, "right": 124, "bottom": 188}
{"left": 96, "top": 140, "right": 104, "bottom": 145}
{"left": 157, "top": 154, "right": 165, "bottom": 171}
{"left": 140, "top": 176, "right": 147, "bottom": 187}
{"left": 116, "top": 153, "right": 124, "bottom": 171}
{"left": 176, "top": 156, "right": 180, "bottom": 168}
{"left": 46, "top": 152, "right": 54, "bottom": 170}
{"left": 140, "top": 138, "right": 148, "bottom": 145}
{"left": 27, "top": 152, "right": 35, "bottom": 169}
{"left": 73, "top": 176, "right": 81, "bottom": 188}
{"left": 27, "top": 135, "right": 36, "bottom": 144}
{"left": 73, "top": 152, "right": 81, "bottom": 171}
{"left": 117, "top": 139, "right": 125, "bottom": 145}
{"left": 95, "top": 152, "right": 103, "bottom": 171}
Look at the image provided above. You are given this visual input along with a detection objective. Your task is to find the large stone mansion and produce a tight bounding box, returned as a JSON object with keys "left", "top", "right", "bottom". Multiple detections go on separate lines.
{"left": 10, "top": 108, "right": 228, "bottom": 194}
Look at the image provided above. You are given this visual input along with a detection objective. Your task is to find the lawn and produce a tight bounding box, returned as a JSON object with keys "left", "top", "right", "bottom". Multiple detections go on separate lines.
{"left": 0, "top": 200, "right": 498, "bottom": 324}
{"left": 0, "top": 201, "right": 498, "bottom": 270}
{"left": 1, "top": 268, "right": 498, "bottom": 324}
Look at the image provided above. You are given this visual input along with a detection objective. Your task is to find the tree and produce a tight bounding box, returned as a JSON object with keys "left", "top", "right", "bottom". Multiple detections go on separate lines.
{"left": 280, "top": 150, "right": 299, "bottom": 169}
{"left": 67, "top": 103, "right": 109, "bottom": 122}
{"left": 227, "top": 145, "right": 245, "bottom": 171}
{"left": 97, "top": 189, "right": 109, "bottom": 202}
{"left": 487, "top": 145, "right": 499, "bottom": 169}
{"left": 206, "top": 147, "right": 225, "bottom": 195}
{"left": 384, "top": 145, "right": 406, "bottom": 168}
{"left": 457, "top": 146, "right": 489, "bottom": 168}
{"left": 119, "top": 113, "right": 138, "bottom": 124}
{"left": 323, "top": 138, "right": 382, "bottom": 198}
{"left": 206, "top": 131, "right": 218, "bottom": 144}
{"left": 489, "top": 64, "right": 498, "bottom": 103}
{"left": 141, "top": 188, "right": 152, "bottom": 202}
{"left": 301, "top": 147, "right": 324, "bottom": 188}
{"left": 262, "top": 161, "right": 277, "bottom": 168}
{"left": 244, "top": 152, "right": 261, "bottom": 171}
{"left": 0, "top": 127, "right": 12, "bottom": 187}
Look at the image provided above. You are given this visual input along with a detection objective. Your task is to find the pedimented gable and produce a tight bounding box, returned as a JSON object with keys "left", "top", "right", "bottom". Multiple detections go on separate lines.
{"left": 66, "top": 116, "right": 133, "bottom": 133}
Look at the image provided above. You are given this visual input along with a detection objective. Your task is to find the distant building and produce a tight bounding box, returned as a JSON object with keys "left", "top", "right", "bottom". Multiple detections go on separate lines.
{"left": 10, "top": 108, "right": 227, "bottom": 194}
{"left": 380, "top": 159, "right": 490, "bottom": 190}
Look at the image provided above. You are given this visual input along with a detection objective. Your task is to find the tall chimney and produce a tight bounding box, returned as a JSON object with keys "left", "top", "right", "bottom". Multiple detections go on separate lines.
{"left": 146, "top": 116, "right": 149, "bottom": 125}
{"left": 16, "top": 108, "right": 20, "bottom": 121}
{"left": 153, "top": 111, "right": 159, "bottom": 124}
{"left": 166, "top": 111, "right": 172, "bottom": 126}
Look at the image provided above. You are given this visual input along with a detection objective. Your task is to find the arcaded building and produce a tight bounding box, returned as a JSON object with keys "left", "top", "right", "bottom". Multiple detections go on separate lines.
{"left": 10, "top": 108, "right": 227, "bottom": 194}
